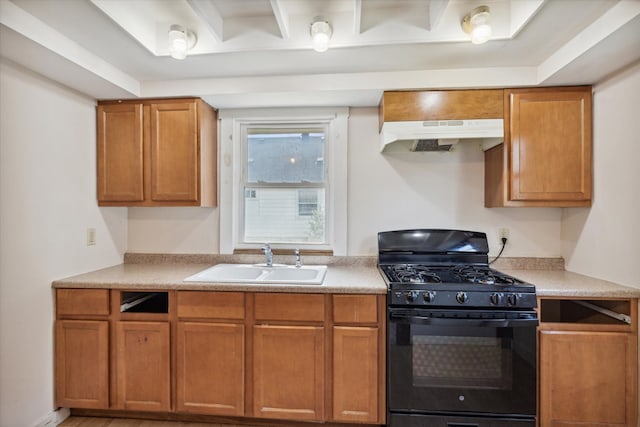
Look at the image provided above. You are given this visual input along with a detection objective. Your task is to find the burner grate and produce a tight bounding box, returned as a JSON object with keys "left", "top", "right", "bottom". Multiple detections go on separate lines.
{"left": 452, "top": 266, "right": 523, "bottom": 286}
{"left": 381, "top": 264, "right": 524, "bottom": 286}
{"left": 383, "top": 265, "right": 443, "bottom": 284}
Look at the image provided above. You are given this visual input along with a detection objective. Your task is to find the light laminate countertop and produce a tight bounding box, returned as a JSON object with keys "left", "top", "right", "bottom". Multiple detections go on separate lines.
{"left": 52, "top": 256, "right": 640, "bottom": 298}
{"left": 52, "top": 262, "right": 388, "bottom": 294}
{"left": 502, "top": 269, "right": 640, "bottom": 298}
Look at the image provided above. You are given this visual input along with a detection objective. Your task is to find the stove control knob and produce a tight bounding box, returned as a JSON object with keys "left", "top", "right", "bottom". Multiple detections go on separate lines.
{"left": 507, "top": 294, "right": 518, "bottom": 306}
{"left": 406, "top": 291, "right": 418, "bottom": 303}
{"left": 456, "top": 292, "right": 468, "bottom": 304}
{"left": 423, "top": 291, "right": 435, "bottom": 303}
{"left": 490, "top": 293, "right": 502, "bottom": 306}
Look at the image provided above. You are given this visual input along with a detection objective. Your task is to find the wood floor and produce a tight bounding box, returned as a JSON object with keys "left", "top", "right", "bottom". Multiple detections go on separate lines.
{"left": 60, "top": 417, "right": 278, "bottom": 427}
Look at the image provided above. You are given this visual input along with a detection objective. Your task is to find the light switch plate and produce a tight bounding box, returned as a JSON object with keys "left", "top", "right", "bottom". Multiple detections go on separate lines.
{"left": 87, "top": 228, "right": 96, "bottom": 246}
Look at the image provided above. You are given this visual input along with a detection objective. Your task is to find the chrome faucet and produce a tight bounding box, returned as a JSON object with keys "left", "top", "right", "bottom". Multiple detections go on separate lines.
{"left": 262, "top": 243, "right": 273, "bottom": 267}
{"left": 294, "top": 248, "right": 302, "bottom": 268}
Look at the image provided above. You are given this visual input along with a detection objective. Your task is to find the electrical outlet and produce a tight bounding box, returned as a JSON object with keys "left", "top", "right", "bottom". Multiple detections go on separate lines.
{"left": 87, "top": 228, "right": 96, "bottom": 246}
{"left": 499, "top": 227, "right": 510, "bottom": 242}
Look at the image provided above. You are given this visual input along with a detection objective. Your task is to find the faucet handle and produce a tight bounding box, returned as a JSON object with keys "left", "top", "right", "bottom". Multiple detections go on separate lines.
{"left": 262, "top": 243, "right": 273, "bottom": 267}
{"left": 294, "top": 248, "right": 302, "bottom": 268}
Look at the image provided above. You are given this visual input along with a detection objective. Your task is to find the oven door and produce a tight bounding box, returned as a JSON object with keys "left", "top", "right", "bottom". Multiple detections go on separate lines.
{"left": 388, "top": 308, "right": 537, "bottom": 418}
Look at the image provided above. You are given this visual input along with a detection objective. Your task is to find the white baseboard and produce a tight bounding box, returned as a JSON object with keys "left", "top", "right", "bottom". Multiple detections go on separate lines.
{"left": 33, "top": 408, "right": 70, "bottom": 427}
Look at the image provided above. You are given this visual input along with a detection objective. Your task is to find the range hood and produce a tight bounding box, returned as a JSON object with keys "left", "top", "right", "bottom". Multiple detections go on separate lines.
{"left": 380, "top": 119, "right": 504, "bottom": 152}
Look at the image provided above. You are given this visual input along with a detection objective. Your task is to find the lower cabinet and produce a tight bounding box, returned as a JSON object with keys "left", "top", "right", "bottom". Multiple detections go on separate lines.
{"left": 55, "top": 319, "right": 109, "bottom": 409}
{"left": 175, "top": 322, "right": 245, "bottom": 415}
{"left": 331, "top": 294, "right": 382, "bottom": 423}
{"left": 253, "top": 324, "right": 325, "bottom": 421}
{"left": 115, "top": 321, "right": 170, "bottom": 411}
{"left": 332, "top": 326, "right": 379, "bottom": 423}
{"left": 539, "top": 330, "right": 636, "bottom": 427}
{"left": 538, "top": 298, "right": 638, "bottom": 427}
{"left": 55, "top": 289, "right": 385, "bottom": 425}
{"left": 252, "top": 293, "right": 326, "bottom": 421}
{"left": 55, "top": 289, "right": 110, "bottom": 409}
{"left": 175, "top": 290, "right": 245, "bottom": 416}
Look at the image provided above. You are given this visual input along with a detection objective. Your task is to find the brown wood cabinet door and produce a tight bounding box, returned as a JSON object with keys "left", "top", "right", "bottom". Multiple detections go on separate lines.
{"left": 508, "top": 88, "right": 592, "bottom": 202}
{"left": 149, "top": 101, "right": 199, "bottom": 202}
{"left": 115, "top": 321, "right": 170, "bottom": 412}
{"left": 253, "top": 324, "right": 324, "bottom": 421}
{"left": 97, "top": 103, "right": 144, "bottom": 202}
{"left": 332, "top": 326, "right": 379, "bottom": 423}
{"left": 380, "top": 90, "right": 504, "bottom": 123}
{"left": 55, "top": 320, "right": 109, "bottom": 409}
{"left": 176, "top": 322, "right": 244, "bottom": 415}
{"left": 539, "top": 330, "right": 637, "bottom": 427}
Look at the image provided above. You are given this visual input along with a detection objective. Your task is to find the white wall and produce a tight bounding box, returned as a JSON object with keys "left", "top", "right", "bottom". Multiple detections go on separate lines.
{"left": 127, "top": 207, "right": 219, "bottom": 253}
{"left": 347, "top": 108, "right": 562, "bottom": 256}
{"left": 562, "top": 62, "right": 640, "bottom": 289}
{"left": 128, "top": 107, "right": 563, "bottom": 257}
{"left": 0, "top": 61, "right": 128, "bottom": 427}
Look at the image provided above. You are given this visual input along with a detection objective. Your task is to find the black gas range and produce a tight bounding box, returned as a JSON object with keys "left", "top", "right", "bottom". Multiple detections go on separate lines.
{"left": 380, "top": 229, "right": 538, "bottom": 427}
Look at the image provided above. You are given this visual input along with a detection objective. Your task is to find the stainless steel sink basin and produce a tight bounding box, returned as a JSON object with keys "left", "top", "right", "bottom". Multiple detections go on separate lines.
{"left": 184, "top": 264, "right": 327, "bottom": 285}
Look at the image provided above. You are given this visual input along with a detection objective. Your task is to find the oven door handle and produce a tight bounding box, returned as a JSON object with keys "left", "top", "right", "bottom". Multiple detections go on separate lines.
{"left": 390, "top": 313, "right": 539, "bottom": 328}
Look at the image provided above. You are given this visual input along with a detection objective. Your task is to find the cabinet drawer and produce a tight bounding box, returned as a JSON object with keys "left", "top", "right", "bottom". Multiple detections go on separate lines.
{"left": 57, "top": 289, "right": 110, "bottom": 316}
{"left": 177, "top": 291, "right": 244, "bottom": 320}
{"left": 255, "top": 293, "right": 324, "bottom": 322}
{"left": 333, "top": 295, "right": 378, "bottom": 324}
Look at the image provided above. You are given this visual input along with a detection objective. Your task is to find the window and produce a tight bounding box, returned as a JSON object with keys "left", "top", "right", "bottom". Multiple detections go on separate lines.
{"left": 218, "top": 108, "right": 348, "bottom": 254}
{"left": 242, "top": 126, "right": 327, "bottom": 244}
{"left": 298, "top": 189, "right": 318, "bottom": 216}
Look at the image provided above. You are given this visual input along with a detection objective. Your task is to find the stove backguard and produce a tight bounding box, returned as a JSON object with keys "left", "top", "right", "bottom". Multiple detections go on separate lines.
{"left": 378, "top": 229, "right": 490, "bottom": 265}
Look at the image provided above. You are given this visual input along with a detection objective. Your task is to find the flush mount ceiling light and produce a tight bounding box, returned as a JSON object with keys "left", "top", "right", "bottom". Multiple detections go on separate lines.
{"left": 310, "top": 17, "right": 332, "bottom": 52}
{"left": 462, "top": 5, "right": 492, "bottom": 44}
{"left": 168, "top": 24, "right": 197, "bottom": 60}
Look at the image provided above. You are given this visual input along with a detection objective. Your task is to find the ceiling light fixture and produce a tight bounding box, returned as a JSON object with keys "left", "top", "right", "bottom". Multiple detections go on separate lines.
{"left": 168, "top": 24, "right": 197, "bottom": 60}
{"left": 462, "top": 5, "right": 492, "bottom": 44}
{"left": 310, "top": 17, "right": 332, "bottom": 52}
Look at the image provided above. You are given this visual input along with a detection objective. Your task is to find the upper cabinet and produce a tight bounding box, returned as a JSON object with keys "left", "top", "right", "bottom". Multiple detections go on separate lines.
{"left": 485, "top": 87, "right": 592, "bottom": 207}
{"left": 378, "top": 89, "right": 505, "bottom": 153}
{"left": 97, "top": 98, "right": 217, "bottom": 207}
{"left": 379, "top": 89, "right": 503, "bottom": 126}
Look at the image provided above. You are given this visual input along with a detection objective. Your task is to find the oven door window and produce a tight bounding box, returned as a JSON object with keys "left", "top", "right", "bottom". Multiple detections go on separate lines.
{"left": 412, "top": 335, "right": 512, "bottom": 390}
{"left": 388, "top": 311, "right": 537, "bottom": 417}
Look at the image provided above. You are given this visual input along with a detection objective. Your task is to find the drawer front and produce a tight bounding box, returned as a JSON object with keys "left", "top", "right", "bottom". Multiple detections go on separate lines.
{"left": 255, "top": 293, "right": 324, "bottom": 322}
{"left": 57, "top": 289, "right": 110, "bottom": 317}
{"left": 333, "top": 295, "right": 378, "bottom": 324}
{"left": 177, "top": 291, "right": 244, "bottom": 320}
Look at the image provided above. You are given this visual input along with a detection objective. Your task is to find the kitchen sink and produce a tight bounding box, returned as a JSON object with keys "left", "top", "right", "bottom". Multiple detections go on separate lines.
{"left": 183, "top": 263, "right": 327, "bottom": 285}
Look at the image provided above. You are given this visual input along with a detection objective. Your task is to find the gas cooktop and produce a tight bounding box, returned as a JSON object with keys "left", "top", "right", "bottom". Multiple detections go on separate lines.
{"left": 382, "top": 263, "right": 525, "bottom": 284}
{"left": 378, "top": 229, "right": 537, "bottom": 309}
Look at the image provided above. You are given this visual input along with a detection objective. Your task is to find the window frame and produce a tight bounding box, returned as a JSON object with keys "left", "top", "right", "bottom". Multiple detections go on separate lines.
{"left": 218, "top": 108, "right": 348, "bottom": 255}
